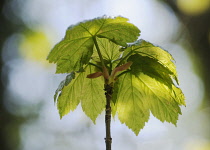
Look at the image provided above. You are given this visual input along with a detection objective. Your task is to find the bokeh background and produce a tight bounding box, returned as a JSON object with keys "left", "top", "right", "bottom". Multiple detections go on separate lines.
{"left": 0, "top": 0, "right": 210, "bottom": 150}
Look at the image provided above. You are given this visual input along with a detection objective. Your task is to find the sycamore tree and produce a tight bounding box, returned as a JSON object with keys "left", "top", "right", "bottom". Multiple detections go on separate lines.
{"left": 47, "top": 16, "right": 185, "bottom": 150}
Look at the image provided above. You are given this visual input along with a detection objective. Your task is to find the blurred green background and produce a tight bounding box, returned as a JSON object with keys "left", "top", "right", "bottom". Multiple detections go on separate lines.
{"left": 0, "top": 0, "right": 210, "bottom": 150}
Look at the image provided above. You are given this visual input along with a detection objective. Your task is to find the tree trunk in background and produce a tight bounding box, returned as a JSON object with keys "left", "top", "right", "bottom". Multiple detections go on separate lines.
{"left": 0, "top": 1, "right": 23, "bottom": 150}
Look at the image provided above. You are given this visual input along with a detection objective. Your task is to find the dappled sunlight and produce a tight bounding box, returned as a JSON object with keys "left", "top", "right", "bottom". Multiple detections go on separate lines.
{"left": 184, "top": 138, "right": 210, "bottom": 150}
{"left": 177, "top": 0, "right": 210, "bottom": 16}
{"left": 19, "top": 31, "right": 52, "bottom": 65}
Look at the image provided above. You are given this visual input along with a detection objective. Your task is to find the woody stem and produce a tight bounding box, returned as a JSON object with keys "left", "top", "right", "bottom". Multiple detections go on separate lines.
{"left": 104, "top": 84, "right": 113, "bottom": 150}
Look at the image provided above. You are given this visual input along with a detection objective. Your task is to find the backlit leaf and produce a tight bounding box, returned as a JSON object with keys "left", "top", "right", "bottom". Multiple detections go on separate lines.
{"left": 55, "top": 38, "right": 94, "bottom": 73}
{"left": 56, "top": 65, "right": 105, "bottom": 122}
{"left": 135, "top": 73, "right": 183, "bottom": 124}
{"left": 80, "top": 65, "right": 105, "bottom": 123}
{"left": 114, "top": 71, "right": 185, "bottom": 135}
{"left": 91, "top": 38, "right": 123, "bottom": 74}
{"left": 95, "top": 38, "right": 121, "bottom": 62}
{"left": 115, "top": 72, "right": 150, "bottom": 135}
{"left": 122, "top": 39, "right": 179, "bottom": 84}
{"left": 54, "top": 72, "right": 75, "bottom": 103}
{"left": 47, "top": 16, "right": 140, "bottom": 73}
{"left": 56, "top": 71, "right": 85, "bottom": 118}
{"left": 128, "top": 54, "right": 174, "bottom": 89}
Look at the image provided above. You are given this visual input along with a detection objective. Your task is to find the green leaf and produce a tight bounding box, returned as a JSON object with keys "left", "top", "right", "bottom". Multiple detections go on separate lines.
{"left": 47, "top": 16, "right": 140, "bottom": 73}
{"left": 65, "top": 72, "right": 76, "bottom": 86}
{"left": 56, "top": 71, "right": 85, "bottom": 118}
{"left": 128, "top": 54, "right": 174, "bottom": 89}
{"left": 115, "top": 72, "right": 150, "bottom": 135}
{"left": 122, "top": 39, "right": 179, "bottom": 84}
{"left": 80, "top": 65, "right": 106, "bottom": 123}
{"left": 54, "top": 80, "right": 65, "bottom": 104}
{"left": 114, "top": 72, "right": 185, "bottom": 135}
{"left": 91, "top": 38, "right": 122, "bottom": 70}
{"left": 56, "top": 65, "right": 105, "bottom": 122}
{"left": 113, "top": 40, "right": 185, "bottom": 135}
{"left": 96, "top": 38, "right": 121, "bottom": 62}
{"left": 54, "top": 72, "right": 75, "bottom": 103}
{"left": 111, "top": 80, "right": 120, "bottom": 117}
{"left": 55, "top": 38, "right": 94, "bottom": 73}
{"left": 135, "top": 73, "right": 183, "bottom": 124}
{"left": 171, "top": 86, "right": 186, "bottom": 106}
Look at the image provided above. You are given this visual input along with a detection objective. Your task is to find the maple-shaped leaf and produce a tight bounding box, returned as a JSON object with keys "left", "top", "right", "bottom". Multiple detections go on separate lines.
{"left": 121, "top": 39, "right": 179, "bottom": 84}
{"left": 112, "top": 40, "right": 185, "bottom": 135}
{"left": 128, "top": 54, "right": 174, "bottom": 89}
{"left": 56, "top": 65, "right": 105, "bottom": 122}
{"left": 47, "top": 16, "right": 140, "bottom": 73}
{"left": 114, "top": 71, "right": 185, "bottom": 135}
{"left": 114, "top": 72, "right": 150, "bottom": 135}
{"left": 80, "top": 65, "right": 106, "bottom": 123}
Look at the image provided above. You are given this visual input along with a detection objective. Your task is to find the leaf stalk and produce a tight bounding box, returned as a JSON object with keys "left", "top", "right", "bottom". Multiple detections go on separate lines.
{"left": 88, "top": 62, "right": 102, "bottom": 70}
{"left": 93, "top": 37, "right": 105, "bottom": 68}
{"left": 116, "top": 50, "right": 133, "bottom": 67}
